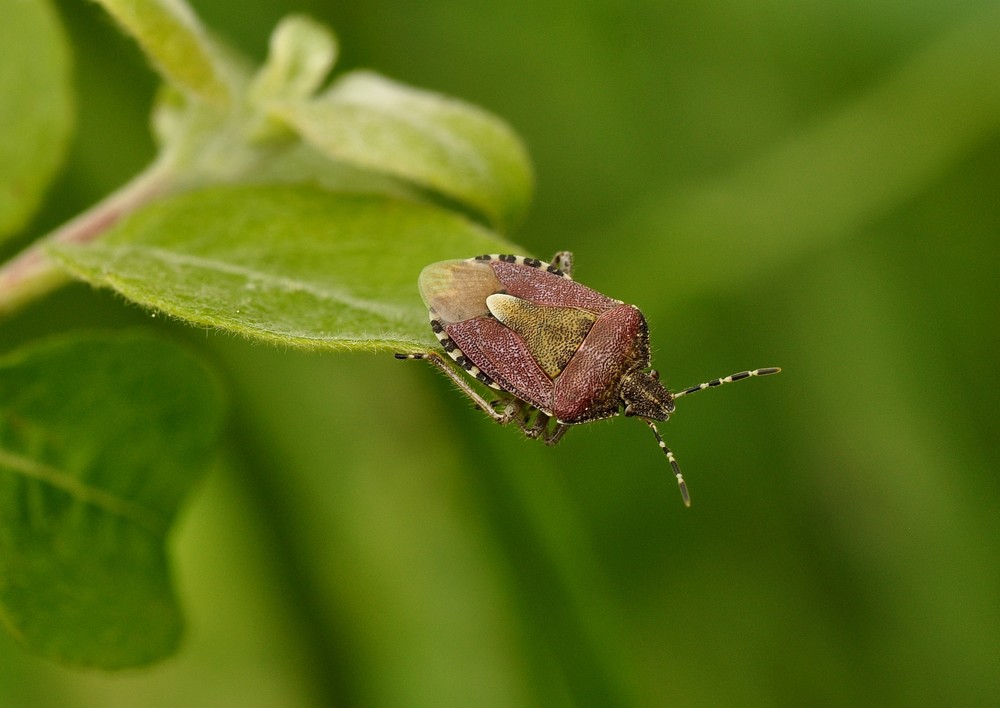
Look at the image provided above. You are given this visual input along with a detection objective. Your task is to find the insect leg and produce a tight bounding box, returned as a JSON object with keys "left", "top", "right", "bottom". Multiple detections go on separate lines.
{"left": 518, "top": 409, "right": 548, "bottom": 439}
{"left": 396, "top": 351, "right": 518, "bottom": 425}
{"left": 542, "top": 422, "right": 571, "bottom": 446}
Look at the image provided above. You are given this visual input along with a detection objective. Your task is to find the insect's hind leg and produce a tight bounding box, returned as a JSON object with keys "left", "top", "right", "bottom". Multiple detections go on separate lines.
{"left": 395, "top": 351, "right": 519, "bottom": 425}
{"left": 396, "top": 351, "right": 571, "bottom": 444}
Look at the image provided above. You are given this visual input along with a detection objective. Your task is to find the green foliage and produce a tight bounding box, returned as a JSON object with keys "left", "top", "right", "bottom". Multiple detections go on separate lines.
{"left": 0, "top": 333, "right": 224, "bottom": 668}
{"left": 0, "top": 0, "right": 531, "bottom": 317}
{"left": 3, "top": 0, "right": 1000, "bottom": 705}
{"left": 92, "top": 0, "right": 232, "bottom": 104}
{"left": 273, "top": 70, "right": 534, "bottom": 232}
{"left": 0, "top": 0, "right": 529, "bottom": 672}
{"left": 249, "top": 15, "right": 338, "bottom": 104}
{"left": 0, "top": 0, "right": 73, "bottom": 241}
{"left": 51, "top": 186, "right": 515, "bottom": 351}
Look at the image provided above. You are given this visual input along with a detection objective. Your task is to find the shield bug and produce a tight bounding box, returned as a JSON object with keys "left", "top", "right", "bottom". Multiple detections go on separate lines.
{"left": 396, "top": 252, "right": 780, "bottom": 506}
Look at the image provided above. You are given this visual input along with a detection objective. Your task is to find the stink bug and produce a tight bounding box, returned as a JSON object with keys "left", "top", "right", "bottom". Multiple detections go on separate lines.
{"left": 395, "top": 252, "right": 780, "bottom": 506}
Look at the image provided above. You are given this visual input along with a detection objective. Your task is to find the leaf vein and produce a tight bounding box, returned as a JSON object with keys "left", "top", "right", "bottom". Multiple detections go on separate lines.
{"left": 116, "top": 245, "right": 412, "bottom": 323}
{"left": 0, "top": 448, "right": 166, "bottom": 534}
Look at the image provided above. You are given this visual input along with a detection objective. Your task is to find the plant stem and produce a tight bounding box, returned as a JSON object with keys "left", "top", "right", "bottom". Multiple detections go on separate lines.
{"left": 0, "top": 161, "right": 173, "bottom": 315}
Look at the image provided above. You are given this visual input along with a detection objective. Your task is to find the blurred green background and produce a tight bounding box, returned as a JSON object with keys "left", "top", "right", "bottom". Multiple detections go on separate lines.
{"left": 3, "top": 0, "right": 999, "bottom": 705}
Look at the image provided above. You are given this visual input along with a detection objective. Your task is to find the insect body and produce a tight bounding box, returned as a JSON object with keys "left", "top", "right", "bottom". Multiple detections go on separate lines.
{"left": 396, "top": 252, "right": 780, "bottom": 506}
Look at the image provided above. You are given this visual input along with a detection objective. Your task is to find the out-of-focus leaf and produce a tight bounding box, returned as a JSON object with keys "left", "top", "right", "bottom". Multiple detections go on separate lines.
{"left": 249, "top": 14, "right": 338, "bottom": 104}
{"left": 50, "top": 186, "right": 520, "bottom": 350}
{"left": 617, "top": 2, "right": 1000, "bottom": 302}
{"left": 0, "top": 0, "right": 73, "bottom": 241}
{"left": 273, "top": 71, "right": 533, "bottom": 232}
{"left": 93, "top": 0, "right": 231, "bottom": 104}
{"left": 0, "top": 332, "right": 224, "bottom": 668}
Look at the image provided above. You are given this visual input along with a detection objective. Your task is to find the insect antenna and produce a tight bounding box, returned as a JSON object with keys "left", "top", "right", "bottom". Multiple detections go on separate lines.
{"left": 645, "top": 419, "right": 691, "bottom": 507}
{"left": 672, "top": 367, "right": 781, "bottom": 400}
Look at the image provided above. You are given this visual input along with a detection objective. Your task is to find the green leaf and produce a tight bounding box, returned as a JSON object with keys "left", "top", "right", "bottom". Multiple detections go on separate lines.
{"left": 273, "top": 71, "right": 534, "bottom": 233}
{"left": 249, "top": 14, "right": 338, "bottom": 104}
{"left": 0, "top": 332, "right": 224, "bottom": 668}
{"left": 0, "top": 0, "right": 73, "bottom": 241}
{"left": 93, "top": 0, "right": 232, "bottom": 105}
{"left": 49, "top": 186, "right": 520, "bottom": 351}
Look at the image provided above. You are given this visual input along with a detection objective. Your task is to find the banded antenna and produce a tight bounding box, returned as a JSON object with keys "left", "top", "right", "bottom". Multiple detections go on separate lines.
{"left": 650, "top": 367, "right": 782, "bottom": 507}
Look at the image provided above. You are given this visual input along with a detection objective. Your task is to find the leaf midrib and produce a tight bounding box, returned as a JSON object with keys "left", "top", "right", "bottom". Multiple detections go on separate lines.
{"left": 96, "top": 244, "right": 418, "bottom": 323}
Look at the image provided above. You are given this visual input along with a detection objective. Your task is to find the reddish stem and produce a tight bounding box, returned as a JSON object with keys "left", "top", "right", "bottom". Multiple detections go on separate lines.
{"left": 0, "top": 163, "right": 172, "bottom": 315}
